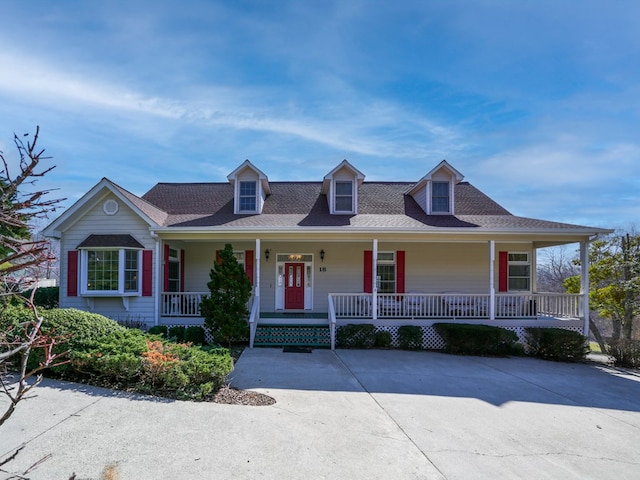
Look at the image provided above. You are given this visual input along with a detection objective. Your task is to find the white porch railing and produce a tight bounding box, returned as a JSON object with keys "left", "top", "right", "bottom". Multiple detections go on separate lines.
{"left": 328, "top": 292, "right": 583, "bottom": 320}
{"left": 161, "top": 292, "right": 208, "bottom": 316}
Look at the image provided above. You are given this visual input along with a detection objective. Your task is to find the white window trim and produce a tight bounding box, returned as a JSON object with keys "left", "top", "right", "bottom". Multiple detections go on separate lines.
{"left": 79, "top": 248, "right": 143, "bottom": 296}
{"left": 429, "top": 180, "right": 452, "bottom": 214}
{"left": 237, "top": 180, "right": 259, "bottom": 214}
{"left": 332, "top": 179, "right": 356, "bottom": 214}
{"left": 507, "top": 251, "right": 531, "bottom": 292}
{"left": 376, "top": 251, "right": 396, "bottom": 293}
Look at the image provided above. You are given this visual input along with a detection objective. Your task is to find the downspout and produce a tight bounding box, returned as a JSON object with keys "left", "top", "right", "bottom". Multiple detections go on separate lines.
{"left": 150, "top": 230, "right": 161, "bottom": 326}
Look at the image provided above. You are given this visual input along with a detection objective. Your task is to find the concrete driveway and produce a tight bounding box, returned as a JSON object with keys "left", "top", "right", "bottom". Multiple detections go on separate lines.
{"left": 1, "top": 349, "right": 639, "bottom": 479}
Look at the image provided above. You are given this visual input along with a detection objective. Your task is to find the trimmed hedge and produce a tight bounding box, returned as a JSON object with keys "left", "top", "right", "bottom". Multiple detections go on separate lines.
{"left": 336, "top": 324, "right": 376, "bottom": 348}
{"left": 397, "top": 325, "right": 423, "bottom": 350}
{"left": 148, "top": 325, "right": 168, "bottom": 337}
{"left": 374, "top": 330, "right": 393, "bottom": 348}
{"left": 185, "top": 326, "right": 206, "bottom": 345}
{"left": 168, "top": 325, "right": 186, "bottom": 342}
{"left": 434, "top": 323, "right": 520, "bottom": 356}
{"left": 525, "top": 327, "right": 587, "bottom": 362}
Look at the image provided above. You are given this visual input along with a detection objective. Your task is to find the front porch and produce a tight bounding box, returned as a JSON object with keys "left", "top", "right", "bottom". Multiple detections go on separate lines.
{"left": 159, "top": 291, "right": 585, "bottom": 349}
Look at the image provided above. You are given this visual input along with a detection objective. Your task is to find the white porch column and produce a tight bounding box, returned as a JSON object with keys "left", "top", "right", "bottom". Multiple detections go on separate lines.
{"left": 580, "top": 240, "right": 590, "bottom": 338}
{"left": 151, "top": 231, "right": 161, "bottom": 326}
{"left": 372, "top": 238, "right": 378, "bottom": 320}
{"left": 489, "top": 240, "right": 496, "bottom": 320}
{"left": 255, "top": 238, "right": 261, "bottom": 298}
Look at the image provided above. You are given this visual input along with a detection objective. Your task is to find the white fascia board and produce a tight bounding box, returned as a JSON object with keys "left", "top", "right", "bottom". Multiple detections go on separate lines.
{"left": 227, "top": 159, "right": 271, "bottom": 194}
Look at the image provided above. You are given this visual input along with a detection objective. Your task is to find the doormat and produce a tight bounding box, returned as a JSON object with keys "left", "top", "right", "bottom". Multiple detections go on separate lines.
{"left": 283, "top": 346, "right": 313, "bottom": 353}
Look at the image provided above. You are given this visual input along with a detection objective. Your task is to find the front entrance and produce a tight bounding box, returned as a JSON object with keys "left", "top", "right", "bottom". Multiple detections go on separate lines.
{"left": 284, "top": 262, "right": 305, "bottom": 309}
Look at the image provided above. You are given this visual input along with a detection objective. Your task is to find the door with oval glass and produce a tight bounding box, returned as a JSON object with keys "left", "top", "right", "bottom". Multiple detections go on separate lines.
{"left": 284, "top": 262, "right": 305, "bottom": 309}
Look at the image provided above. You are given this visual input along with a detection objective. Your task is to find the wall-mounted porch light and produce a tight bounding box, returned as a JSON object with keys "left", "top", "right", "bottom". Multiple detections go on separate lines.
{"left": 320, "top": 249, "right": 325, "bottom": 262}
{"left": 264, "top": 249, "right": 270, "bottom": 261}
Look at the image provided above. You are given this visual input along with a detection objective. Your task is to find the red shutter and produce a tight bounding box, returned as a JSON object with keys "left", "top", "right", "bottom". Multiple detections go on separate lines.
{"left": 364, "top": 250, "right": 373, "bottom": 293}
{"left": 67, "top": 250, "right": 78, "bottom": 296}
{"left": 163, "top": 245, "right": 170, "bottom": 292}
{"left": 245, "top": 250, "right": 254, "bottom": 285}
{"left": 180, "top": 249, "right": 185, "bottom": 292}
{"left": 215, "top": 250, "right": 221, "bottom": 264}
{"left": 499, "top": 251, "right": 509, "bottom": 292}
{"left": 142, "top": 250, "right": 153, "bottom": 296}
{"left": 396, "top": 250, "right": 405, "bottom": 294}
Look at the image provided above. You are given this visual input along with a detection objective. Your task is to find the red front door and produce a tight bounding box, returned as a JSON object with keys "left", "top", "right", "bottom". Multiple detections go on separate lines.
{"left": 284, "top": 262, "right": 305, "bottom": 309}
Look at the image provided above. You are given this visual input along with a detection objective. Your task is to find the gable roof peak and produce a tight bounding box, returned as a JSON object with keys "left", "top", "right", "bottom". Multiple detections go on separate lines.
{"left": 227, "top": 159, "right": 271, "bottom": 195}
{"left": 322, "top": 159, "right": 365, "bottom": 193}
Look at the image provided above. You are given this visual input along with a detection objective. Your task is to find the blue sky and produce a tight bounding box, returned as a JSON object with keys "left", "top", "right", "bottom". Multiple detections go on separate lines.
{"left": 1, "top": 0, "right": 638, "bottom": 230}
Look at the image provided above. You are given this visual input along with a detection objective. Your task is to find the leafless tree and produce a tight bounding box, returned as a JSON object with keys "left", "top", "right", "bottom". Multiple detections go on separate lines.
{"left": 0, "top": 127, "right": 69, "bottom": 477}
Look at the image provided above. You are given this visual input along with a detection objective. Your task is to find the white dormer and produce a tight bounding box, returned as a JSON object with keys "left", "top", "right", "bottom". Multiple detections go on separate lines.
{"left": 321, "top": 160, "right": 365, "bottom": 215}
{"left": 407, "top": 160, "right": 464, "bottom": 215}
{"left": 227, "top": 160, "right": 271, "bottom": 214}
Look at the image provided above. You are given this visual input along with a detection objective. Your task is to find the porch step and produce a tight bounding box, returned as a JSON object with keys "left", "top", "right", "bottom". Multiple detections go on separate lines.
{"left": 254, "top": 323, "right": 330, "bottom": 348}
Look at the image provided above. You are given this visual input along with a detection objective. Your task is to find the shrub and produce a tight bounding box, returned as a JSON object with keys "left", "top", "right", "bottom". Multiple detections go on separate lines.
{"left": 21, "top": 286, "right": 59, "bottom": 309}
{"left": 336, "top": 324, "right": 376, "bottom": 348}
{"left": 397, "top": 325, "right": 423, "bottom": 350}
{"left": 606, "top": 339, "right": 640, "bottom": 368}
{"left": 140, "top": 340, "right": 233, "bottom": 400}
{"left": 168, "top": 325, "right": 186, "bottom": 342}
{"left": 374, "top": 330, "right": 393, "bottom": 348}
{"left": 525, "top": 328, "right": 588, "bottom": 362}
{"left": 148, "top": 325, "right": 168, "bottom": 337}
{"left": 117, "top": 316, "right": 147, "bottom": 330}
{"left": 434, "top": 323, "right": 519, "bottom": 356}
{"left": 184, "top": 326, "right": 206, "bottom": 345}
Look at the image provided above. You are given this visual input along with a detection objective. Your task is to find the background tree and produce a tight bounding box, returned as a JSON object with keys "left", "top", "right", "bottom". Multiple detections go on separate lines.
{"left": 565, "top": 231, "right": 640, "bottom": 353}
{"left": 200, "top": 243, "right": 252, "bottom": 347}
{"left": 0, "top": 127, "right": 67, "bottom": 430}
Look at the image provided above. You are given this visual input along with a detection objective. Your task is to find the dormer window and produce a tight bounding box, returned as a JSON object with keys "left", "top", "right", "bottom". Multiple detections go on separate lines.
{"left": 239, "top": 181, "right": 257, "bottom": 212}
{"left": 432, "top": 181, "right": 450, "bottom": 213}
{"left": 322, "top": 160, "right": 365, "bottom": 215}
{"left": 335, "top": 181, "right": 354, "bottom": 212}
{"left": 407, "top": 160, "right": 463, "bottom": 215}
{"left": 227, "top": 160, "right": 270, "bottom": 215}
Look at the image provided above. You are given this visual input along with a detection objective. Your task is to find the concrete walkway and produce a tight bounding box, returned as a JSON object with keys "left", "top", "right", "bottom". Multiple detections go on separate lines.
{"left": 1, "top": 349, "right": 640, "bottom": 479}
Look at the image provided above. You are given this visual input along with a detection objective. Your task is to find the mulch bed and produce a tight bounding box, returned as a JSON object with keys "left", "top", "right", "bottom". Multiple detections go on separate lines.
{"left": 211, "top": 384, "right": 276, "bottom": 406}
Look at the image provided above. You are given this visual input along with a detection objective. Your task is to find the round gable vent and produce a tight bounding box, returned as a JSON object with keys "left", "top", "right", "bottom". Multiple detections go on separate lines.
{"left": 103, "top": 199, "right": 119, "bottom": 215}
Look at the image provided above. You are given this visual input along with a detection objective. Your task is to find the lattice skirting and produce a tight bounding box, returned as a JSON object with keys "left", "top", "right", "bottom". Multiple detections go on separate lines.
{"left": 254, "top": 324, "right": 331, "bottom": 347}
{"left": 161, "top": 324, "right": 215, "bottom": 344}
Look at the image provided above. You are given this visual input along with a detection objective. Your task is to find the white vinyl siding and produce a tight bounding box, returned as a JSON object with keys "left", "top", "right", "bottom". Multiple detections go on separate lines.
{"left": 58, "top": 193, "right": 156, "bottom": 322}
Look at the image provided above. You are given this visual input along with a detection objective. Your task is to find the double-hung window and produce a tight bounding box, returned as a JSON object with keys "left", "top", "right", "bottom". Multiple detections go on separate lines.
{"left": 335, "top": 180, "right": 353, "bottom": 213}
{"left": 239, "top": 181, "right": 257, "bottom": 212}
{"left": 83, "top": 248, "right": 141, "bottom": 294}
{"left": 432, "top": 181, "right": 450, "bottom": 213}
{"left": 508, "top": 253, "right": 530, "bottom": 291}
{"left": 376, "top": 251, "right": 396, "bottom": 293}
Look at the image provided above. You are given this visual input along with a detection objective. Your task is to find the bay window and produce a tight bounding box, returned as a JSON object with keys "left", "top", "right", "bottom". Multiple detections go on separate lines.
{"left": 82, "top": 248, "right": 142, "bottom": 295}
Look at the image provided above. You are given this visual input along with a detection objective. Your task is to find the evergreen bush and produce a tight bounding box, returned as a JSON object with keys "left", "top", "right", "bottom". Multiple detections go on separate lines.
{"left": 525, "top": 327, "right": 588, "bottom": 362}
{"left": 200, "top": 244, "right": 252, "bottom": 346}
{"left": 374, "top": 330, "right": 393, "bottom": 348}
{"left": 184, "top": 326, "right": 206, "bottom": 345}
{"left": 608, "top": 339, "right": 640, "bottom": 368}
{"left": 397, "top": 325, "right": 423, "bottom": 350}
{"left": 336, "top": 324, "right": 376, "bottom": 348}
{"left": 434, "top": 323, "right": 519, "bottom": 356}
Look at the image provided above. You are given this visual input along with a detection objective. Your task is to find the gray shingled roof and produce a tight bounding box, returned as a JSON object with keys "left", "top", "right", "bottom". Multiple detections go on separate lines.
{"left": 77, "top": 234, "right": 144, "bottom": 249}
{"left": 138, "top": 180, "right": 604, "bottom": 233}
